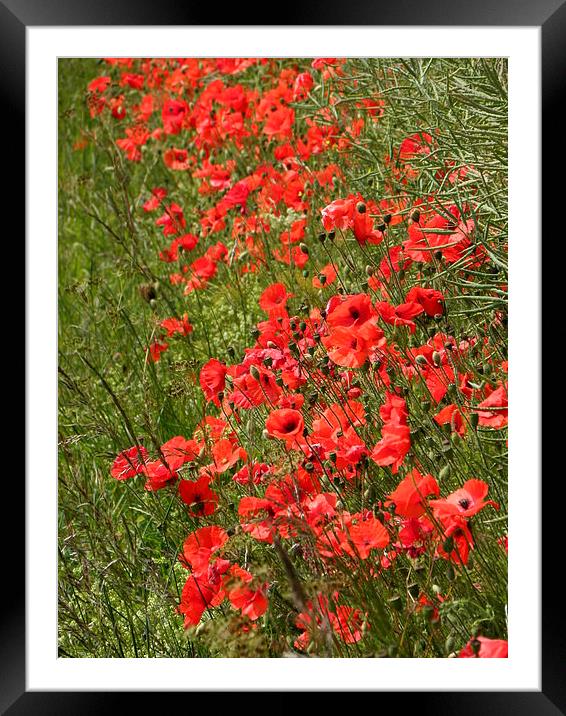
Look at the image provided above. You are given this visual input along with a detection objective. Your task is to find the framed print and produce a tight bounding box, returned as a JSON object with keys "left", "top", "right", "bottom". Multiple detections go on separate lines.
{"left": 7, "top": 1, "right": 557, "bottom": 711}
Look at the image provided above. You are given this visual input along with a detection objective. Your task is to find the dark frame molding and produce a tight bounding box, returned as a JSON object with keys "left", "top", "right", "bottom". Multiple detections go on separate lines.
{"left": 11, "top": 2, "right": 557, "bottom": 712}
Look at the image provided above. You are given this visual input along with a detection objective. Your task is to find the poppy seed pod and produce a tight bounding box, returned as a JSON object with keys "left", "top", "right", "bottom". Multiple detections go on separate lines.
{"left": 383, "top": 213, "right": 392, "bottom": 224}
{"left": 411, "top": 210, "right": 421, "bottom": 223}
{"left": 318, "top": 273, "right": 327, "bottom": 285}
{"left": 300, "top": 243, "right": 309, "bottom": 254}
{"left": 356, "top": 201, "right": 366, "bottom": 214}
{"left": 328, "top": 230, "right": 336, "bottom": 241}
{"left": 377, "top": 222, "right": 386, "bottom": 233}
{"left": 318, "top": 232, "right": 327, "bottom": 242}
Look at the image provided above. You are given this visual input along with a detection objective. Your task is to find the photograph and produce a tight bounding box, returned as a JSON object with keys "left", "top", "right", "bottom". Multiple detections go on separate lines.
{"left": 57, "top": 55, "right": 509, "bottom": 660}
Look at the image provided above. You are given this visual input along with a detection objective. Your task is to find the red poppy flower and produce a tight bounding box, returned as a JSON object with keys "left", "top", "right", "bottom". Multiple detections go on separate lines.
{"left": 259, "top": 283, "right": 293, "bottom": 316}
{"left": 345, "top": 515, "right": 390, "bottom": 559}
{"left": 405, "top": 286, "right": 445, "bottom": 317}
{"left": 148, "top": 340, "right": 168, "bottom": 362}
{"left": 163, "top": 148, "right": 191, "bottom": 171}
{"left": 265, "top": 408, "right": 304, "bottom": 444}
{"left": 429, "top": 479, "right": 499, "bottom": 518}
{"left": 212, "top": 438, "right": 246, "bottom": 473}
{"left": 110, "top": 445, "right": 148, "bottom": 480}
{"left": 160, "top": 314, "right": 193, "bottom": 337}
{"left": 385, "top": 469, "right": 440, "bottom": 518}
{"left": 475, "top": 384, "right": 508, "bottom": 428}
{"left": 199, "top": 358, "right": 227, "bottom": 406}
{"left": 161, "top": 436, "right": 200, "bottom": 471}
{"left": 459, "top": 636, "right": 508, "bottom": 658}
{"left": 178, "top": 475, "right": 219, "bottom": 517}
{"left": 181, "top": 526, "right": 229, "bottom": 572}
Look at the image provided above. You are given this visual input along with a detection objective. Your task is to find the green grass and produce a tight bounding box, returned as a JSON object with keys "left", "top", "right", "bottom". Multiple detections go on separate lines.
{"left": 58, "top": 57, "right": 507, "bottom": 658}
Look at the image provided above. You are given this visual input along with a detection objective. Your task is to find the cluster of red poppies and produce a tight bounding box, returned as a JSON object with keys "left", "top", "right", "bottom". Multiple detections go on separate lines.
{"left": 90, "top": 57, "right": 507, "bottom": 657}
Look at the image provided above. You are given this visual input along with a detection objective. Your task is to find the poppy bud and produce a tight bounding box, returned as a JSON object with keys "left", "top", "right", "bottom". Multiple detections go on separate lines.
{"left": 217, "top": 391, "right": 224, "bottom": 402}
{"left": 275, "top": 376, "right": 284, "bottom": 387}
{"left": 249, "top": 365, "right": 260, "bottom": 380}
{"left": 421, "top": 399, "right": 431, "bottom": 411}
{"left": 303, "top": 461, "right": 314, "bottom": 472}
{"left": 356, "top": 201, "right": 366, "bottom": 214}
{"left": 383, "top": 213, "right": 392, "bottom": 224}
{"left": 432, "top": 351, "right": 442, "bottom": 367}
{"left": 318, "top": 273, "right": 327, "bottom": 285}
{"left": 411, "top": 210, "right": 420, "bottom": 223}
{"left": 365, "top": 265, "right": 375, "bottom": 277}
{"left": 262, "top": 429, "right": 273, "bottom": 440}
{"left": 149, "top": 299, "right": 157, "bottom": 309}
{"left": 433, "top": 250, "right": 443, "bottom": 261}
{"left": 415, "top": 354, "right": 428, "bottom": 367}
{"left": 445, "top": 635, "right": 456, "bottom": 654}
{"left": 388, "top": 595, "right": 403, "bottom": 612}
{"left": 302, "top": 269, "right": 309, "bottom": 278}
{"left": 398, "top": 268, "right": 405, "bottom": 281}
{"left": 251, "top": 328, "right": 260, "bottom": 339}
{"left": 299, "top": 321, "right": 306, "bottom": 332}
{"left": 318, "top": 232, "right": 326, "bottom": 243}
{"left": 328, "top": 231, "right": 336, "bottom": 241}
{"left": 377, "top": 222, "right": 386, "bottom": 233}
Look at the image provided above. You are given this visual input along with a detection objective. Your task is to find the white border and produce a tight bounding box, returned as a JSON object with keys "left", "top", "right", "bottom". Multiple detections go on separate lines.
{"left": 27, "top": 27, "right": 540, "bottom": 690}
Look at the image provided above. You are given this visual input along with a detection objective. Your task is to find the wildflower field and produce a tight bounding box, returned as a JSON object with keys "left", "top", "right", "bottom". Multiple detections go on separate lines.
{"left": 58, "top": 57, "right": 508, "bottom": 659}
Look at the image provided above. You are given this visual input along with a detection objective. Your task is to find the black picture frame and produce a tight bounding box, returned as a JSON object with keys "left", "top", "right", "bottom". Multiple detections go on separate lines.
{"left": 9, "top": 1, "right": 556, "bottom": 711}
